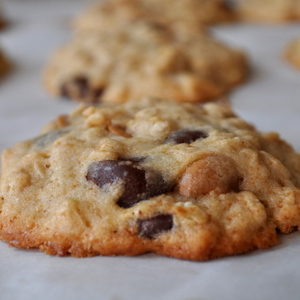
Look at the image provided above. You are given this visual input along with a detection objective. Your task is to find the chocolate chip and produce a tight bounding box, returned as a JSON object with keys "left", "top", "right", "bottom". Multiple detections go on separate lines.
{"left": 60, "top": 77, "right": 88, "bottom": 100}
{"left": 60, "top": 84, "right": 70, "bottom": 99}
{"left": 165, "top": 129, "right": 208, "bottom": 144}
{"left": 73, "top": 76, "right": 89, "bottom": 98}
{"left": 93, "top": 88, "right": 104, "bottom": 100}
{"left": 86, "top": 160, "right": 146, "bottom": 208}
{"left": 137, "top": 214, "right": 173, "bottom": 239}
{"left": 33, "top": 128, "right": 69, "bottom": 150}
{"left": 60, "top": 76, "right": 104, "bottom": 103}
{"left": 86, "top": 160, "right": 174, "bottom": 208}
{"left": 145, "top": 171, "right": 173, "bottom": 199}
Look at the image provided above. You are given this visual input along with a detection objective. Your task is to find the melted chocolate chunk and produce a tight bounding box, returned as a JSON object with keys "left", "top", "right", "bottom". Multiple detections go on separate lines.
{"left": 60, "top": 77, "right": 89, "bottom": 100}
{"left": 86, "top": 160, "right": 174, "bottom": 208}
{"left": 74, "top": 76, "right": 89, "bottom": 98}
{"left": 93, "top": 88, "right": 104, "bottom": 101}
{"left": 137, "top": 214, "right": 173, "bottom": 239}
{"left": 60, "top": 84, "right": 70, "bottom": 99}
{"left": 145, "top": 171, "right": 174, "bottom": 199}
{"left": 165, "top": 130, "right": 208, "bottom": 144}
{"left": 60, "top": 77, "right": 104, "bottom": 103}
{"left": 86, "top": 160, "right": 147, "bottom": 208}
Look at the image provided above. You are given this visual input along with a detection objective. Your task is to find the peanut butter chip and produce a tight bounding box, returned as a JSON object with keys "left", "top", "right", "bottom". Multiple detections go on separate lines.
{"left": 108, "top": 124, "right": 132, "bottom": 138}
{"left": 178, "top": 155, "right": 241, "bottom": 197}
{"left": 55, "top": 115, "right": 69, "bottom": 129}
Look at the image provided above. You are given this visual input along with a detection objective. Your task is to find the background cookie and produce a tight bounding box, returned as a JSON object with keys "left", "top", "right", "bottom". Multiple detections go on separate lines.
{"left": 236, "top": 0, "right": 300, "bottom": 23}
{"left": 43, "top": 21, "right": 248, "bottom": 104}
{"left": 1, "top": 98, "right": 300, "bottom": 260}
{"left": 74, "top": 0, "right": 235, "bottom": 33}
{"left": 285, "top": 36, "right": 300, "bottom": 69}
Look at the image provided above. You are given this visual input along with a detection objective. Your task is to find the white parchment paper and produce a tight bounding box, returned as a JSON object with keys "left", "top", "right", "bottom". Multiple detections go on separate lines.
{"left": 1, "top": 1, "right": 300, "bottom": 299}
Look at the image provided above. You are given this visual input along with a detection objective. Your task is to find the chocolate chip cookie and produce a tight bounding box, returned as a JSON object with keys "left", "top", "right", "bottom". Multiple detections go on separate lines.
{"left": 43, "top": 21, "right": 248, "bottom": 104}
{"left": 74, "top": 0, "right": 234, "bottom": 33}
{"left": 1, "top": 98, "right": 300, "bottom": 260}
{"left": 236, "top": 0, "right": 300, "bottom": 23}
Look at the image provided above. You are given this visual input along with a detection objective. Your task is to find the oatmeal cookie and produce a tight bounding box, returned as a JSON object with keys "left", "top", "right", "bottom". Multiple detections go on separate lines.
{"left": 1, "top": 98, "right": 300, "bottom": 260}
{"left": 43, "top": 21, "right": 247, "bottom": 104}
{"left": 73, "top": 0, "right": 235, "bottom": 33}
{"left": 236, "top": 0, "right": 300, "bottom": 23}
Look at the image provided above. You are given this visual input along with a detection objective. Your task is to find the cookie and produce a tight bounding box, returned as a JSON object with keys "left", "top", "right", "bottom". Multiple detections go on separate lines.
{"left": 285, "top": 37, "right": 300, "bottom": 69}
{"left": 73, "top": 0, "right": 235, "bottom": 33}
{"left": 236, "top": 0, "right": 300, "bottom": 23}
{"left": 43, "top": 21, "right": 247, "bottom": 104}
{"left": 1, "top": 98, "right": 300, "bottom": 260}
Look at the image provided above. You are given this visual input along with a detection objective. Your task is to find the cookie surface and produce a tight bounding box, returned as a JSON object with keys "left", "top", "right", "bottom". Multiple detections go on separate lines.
{"left": 74, "top": 0, "right": 234, "bottom": 33}
{"left": 285, "top": 36, "right": 300, "bottom": 69}
{"left": 1, "top": 98, "right": 300, "bottom": 260}
{"left": 237, "top": 0, "right": 300, "bottom": 23}
{"left": 43, "top": 21, "right": 247, "bottom": 104}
